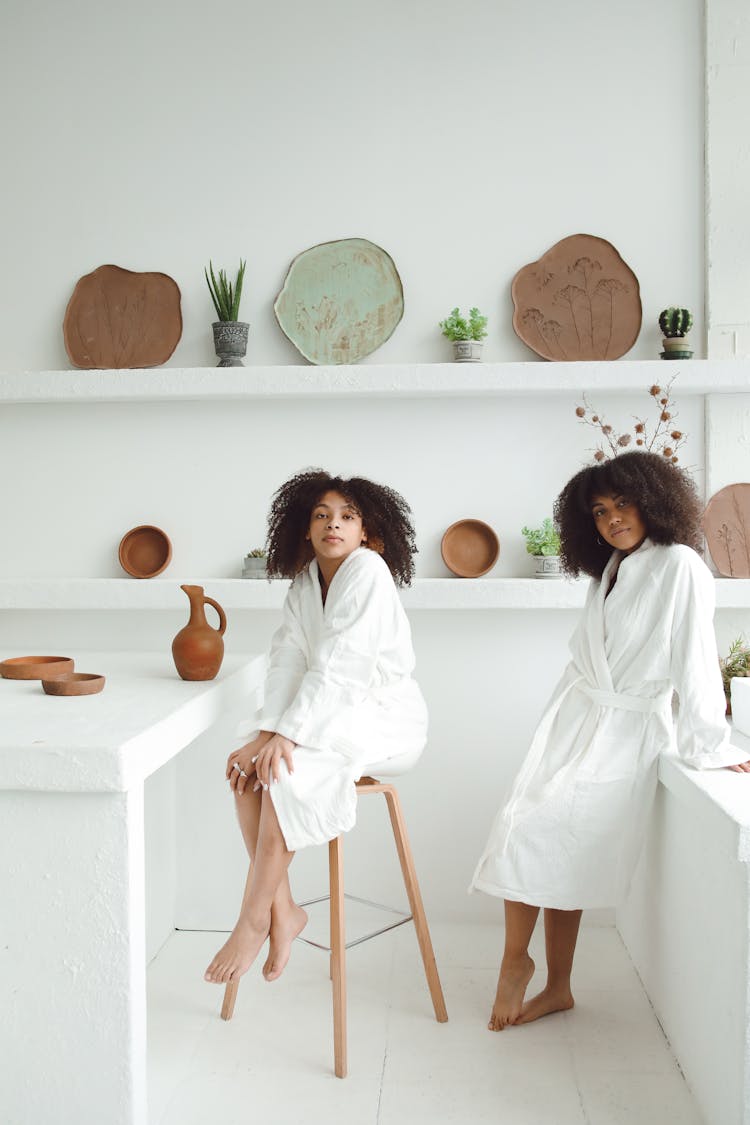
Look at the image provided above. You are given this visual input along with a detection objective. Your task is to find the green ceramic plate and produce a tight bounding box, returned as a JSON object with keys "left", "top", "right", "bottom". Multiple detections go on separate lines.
{"left": 274, "top": 237, "right": 404, "bottom": 365}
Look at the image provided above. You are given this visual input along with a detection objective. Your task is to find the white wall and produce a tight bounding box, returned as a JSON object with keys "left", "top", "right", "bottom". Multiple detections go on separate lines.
{"left": 0, "top": 0, "right": 703, "bottom": 369}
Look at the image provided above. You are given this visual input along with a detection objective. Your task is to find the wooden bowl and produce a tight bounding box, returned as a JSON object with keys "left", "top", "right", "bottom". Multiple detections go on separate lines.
{"left": 441, "top": 520, "right": 500, "bottom": 578}
{"left": 118, "top": 525, "right": 172, "bottom": 578}
{"left": 0, "top": 655, "right": 75, "bottom": 680}
{"left": 42, "top": 673, "right": 106, "bottom": 696}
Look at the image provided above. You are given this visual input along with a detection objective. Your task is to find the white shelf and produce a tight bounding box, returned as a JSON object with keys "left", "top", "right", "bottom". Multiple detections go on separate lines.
{"left": 2, "top": 360, "right": 750, "bottom": 403}
{"left": 2, "top": 576, "right": 750, "bottom": 611}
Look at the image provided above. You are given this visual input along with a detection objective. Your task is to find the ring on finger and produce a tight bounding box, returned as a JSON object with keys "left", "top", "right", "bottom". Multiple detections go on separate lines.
{"left": 251, "top": 756, "right": 258, "bottom": 764}
{"left": 239, "top": 769, "right": 248, "bottom": 778}
{"left": 232, "top": 762, "right": 241, "bottom": 772}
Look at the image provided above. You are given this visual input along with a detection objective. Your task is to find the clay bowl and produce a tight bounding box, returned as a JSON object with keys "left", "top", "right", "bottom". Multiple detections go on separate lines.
{"left": 118, "top": 525, "right": 172, "bottom": 578}
{"left": 42, "top": 673, "right": 106, "bottom": 697}
{"left": 441, "top": 519, "right": 500, "bottom": 578}
{"left": 0, "top": 655, "right": 75, "bottom": 680}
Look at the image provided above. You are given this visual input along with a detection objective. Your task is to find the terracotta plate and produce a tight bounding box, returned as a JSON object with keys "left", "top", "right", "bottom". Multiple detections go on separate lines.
{"left": 441, "top": 520, "right": 500, "bottom": 578}
{"left": 63, "top": 264, "right": 182, "bottom": 369}
{"left": 118, "top": 525, "right": 172, "bottom": 578}
{"left": 274, "top": 237, "right": 404, "bottom": 365}
{"left": 512, "top": 233, "right": 641, "bottom": 361}
{"left": 42, "top": 673, "right": 105, "bottom": 697}
{"left": 0, "top": 655, "right": 75, "bottom": 680}
{"left": 703, "top": 484, "right": 750, "bottom": 577}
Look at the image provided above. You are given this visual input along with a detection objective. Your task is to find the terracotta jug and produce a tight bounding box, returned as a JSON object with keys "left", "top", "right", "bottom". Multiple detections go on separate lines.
{"left": 172, "top": 585, "right": 226, "bottom": 681}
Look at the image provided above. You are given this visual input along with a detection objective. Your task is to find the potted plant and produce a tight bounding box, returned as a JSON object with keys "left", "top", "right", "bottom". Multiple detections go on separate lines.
{"left": 205, "top": 259, "right": 248, "bottom": 366}
{"left": 659, "top": 307, "right": 693, "bottom": 360}
{"left": 521, "top": 518, "right": 562, "bottom": 578}
{"left": 719, "top": 636, "right": 750, "bottom": 714}
{"left": 242, "top": 547, "right": 267, "bottom": 579}
{"left": 439, "top": 306, "right": 488, "bottom": 362}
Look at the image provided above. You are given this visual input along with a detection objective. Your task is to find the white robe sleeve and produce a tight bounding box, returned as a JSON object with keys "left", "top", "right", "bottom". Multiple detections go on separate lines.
{"left": 669, "top": 551, "right": 750, "bottom": 769}
{"left": 236, "top": 586, "right": 308, "bottom": 739}
{"left": 274, "top": 552, "right": 388, "bottom": 757}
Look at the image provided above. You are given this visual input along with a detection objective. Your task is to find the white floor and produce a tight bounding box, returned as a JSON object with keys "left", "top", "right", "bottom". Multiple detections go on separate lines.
{"left": 147, "top": 913, "right": 703, "bottom": 1125}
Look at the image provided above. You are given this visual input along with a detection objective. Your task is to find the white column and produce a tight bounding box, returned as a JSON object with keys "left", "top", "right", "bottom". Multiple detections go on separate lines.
{"left": 2, "top": 788, "right": 147, "bottom": 1125}
{"left": 706, "top": 0, "right": 750, "bottom": 357}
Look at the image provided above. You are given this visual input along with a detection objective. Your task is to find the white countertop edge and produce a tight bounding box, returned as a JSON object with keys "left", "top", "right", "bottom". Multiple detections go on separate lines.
{"left": 0, "top": 653, "right": 266, "bottom": 793}
{"left": 658, "top": 730, "right": 750, "bottom": 861}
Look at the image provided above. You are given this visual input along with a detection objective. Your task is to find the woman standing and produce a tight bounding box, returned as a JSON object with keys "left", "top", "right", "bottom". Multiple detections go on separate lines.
{"left": 471, "top": 451, "right": 750, "bottom": 1030}
{"left": 205, "top": 469, "right": 427, "bottom": 986}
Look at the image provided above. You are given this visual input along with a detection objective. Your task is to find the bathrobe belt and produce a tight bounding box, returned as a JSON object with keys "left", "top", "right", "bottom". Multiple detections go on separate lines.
{"left": 575, "top": 682, "right": 670, "bottom": 715}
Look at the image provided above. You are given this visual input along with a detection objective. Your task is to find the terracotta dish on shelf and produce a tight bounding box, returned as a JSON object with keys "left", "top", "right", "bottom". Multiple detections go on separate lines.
{"left": 63, "top": 264, "right": 182, "bottom": 369}
{"left": 118, "top": 525, "right": 172, "bottom": 578}
{"left": 703, "top": 483, "right": 750, "bottom": 577}
{"left": 441, "top": 520, "right": 500, "bottom": 578}
{"left": 42, "top": 673, "right": 106, "bottom": 697}
{"left": 511, "top": 233, "right": 641, "bottom": 361}
{"left": 0, "top": 655, "right": 75, "bottom": 680}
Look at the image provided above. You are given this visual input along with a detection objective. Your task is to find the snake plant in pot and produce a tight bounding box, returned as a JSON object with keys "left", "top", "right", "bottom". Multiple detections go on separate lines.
{"left": 205, "top": 259, "right": 248, "bottom": 366}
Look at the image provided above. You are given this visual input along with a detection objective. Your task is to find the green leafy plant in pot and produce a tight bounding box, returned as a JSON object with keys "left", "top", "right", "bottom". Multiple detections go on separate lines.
{"left": 522, "top": 518, "right": 562, "bottom": 579}
{"left": 659, "top": 307, "right": 693, "bottom": 361}
{"left": 439, "top": 306, "right": 488, "bottom": 362}
{"left": 205, "top": 259, "right": 248, "bottom": 366}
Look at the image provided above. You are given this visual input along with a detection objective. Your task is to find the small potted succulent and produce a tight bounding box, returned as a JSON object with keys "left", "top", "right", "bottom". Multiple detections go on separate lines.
{"left": 205, "top": 259, "right": 248, "bottom": 366}
{"left": 522, "top": 518, "right": 562, "bottom": 578}
{"left": 439, "top": 307, "right": 488, "bottom": 362}
{"left": 242, "top": 547, "right": 267, "bottom": 579}
{"left": 659, "top": 307, "right": 693, "bottom": 360}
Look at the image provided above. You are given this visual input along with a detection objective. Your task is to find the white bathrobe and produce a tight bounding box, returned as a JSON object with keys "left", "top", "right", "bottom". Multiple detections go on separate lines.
{"left": 471, "top": 540, "right": 748, "bottom": 910}
{"left": 238, "top": 547, "right": 428, "bottom": 851}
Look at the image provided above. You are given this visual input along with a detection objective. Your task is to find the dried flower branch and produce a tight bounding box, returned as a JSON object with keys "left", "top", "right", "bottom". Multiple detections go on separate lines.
{"left": 574, "top": 376, "right": 687, "bottom": 464}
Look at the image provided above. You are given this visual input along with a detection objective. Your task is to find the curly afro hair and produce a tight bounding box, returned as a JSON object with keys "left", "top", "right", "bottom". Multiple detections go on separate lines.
{"left": 553, "top": 450, "right": 703, "bottom": 579}
{"left": 265, "top": 469, "right": 417, "bottom": 586}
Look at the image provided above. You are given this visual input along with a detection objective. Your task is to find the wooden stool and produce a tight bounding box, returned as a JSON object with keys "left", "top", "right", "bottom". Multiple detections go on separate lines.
{"left": 220, "top": 775, "right": 448, "bottom": 1078}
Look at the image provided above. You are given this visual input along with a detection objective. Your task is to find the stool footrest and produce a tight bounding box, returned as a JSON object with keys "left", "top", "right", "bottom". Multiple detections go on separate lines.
{"left": 297, "top": 892, "right": 412, "bottom": 951}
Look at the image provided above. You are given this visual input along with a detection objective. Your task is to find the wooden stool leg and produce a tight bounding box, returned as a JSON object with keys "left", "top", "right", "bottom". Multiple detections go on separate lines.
{"left": 220, "top": 862, "right": 253, "bottom": 1021}
{"left": 329, "top": 834, "right": 347, "bottom": 1078}
{"left": 382, "top": 787, "right": 449, "bottom": 1023}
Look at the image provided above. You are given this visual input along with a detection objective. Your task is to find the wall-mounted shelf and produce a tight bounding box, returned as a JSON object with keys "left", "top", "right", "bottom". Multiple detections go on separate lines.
{"left": 2, "top": 576, "right": 750, "bottom": 611}
{"left": 1, "top": 360, "right": 750, "bottom": 404}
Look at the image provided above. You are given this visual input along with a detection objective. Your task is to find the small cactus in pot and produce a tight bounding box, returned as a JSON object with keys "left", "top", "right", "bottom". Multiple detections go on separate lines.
{"left": 659, "top": 307, "right": 693, "bottom": 360}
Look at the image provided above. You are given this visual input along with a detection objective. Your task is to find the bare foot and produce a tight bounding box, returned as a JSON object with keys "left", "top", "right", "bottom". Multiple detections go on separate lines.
{"left": 488, "top": 953, "right": 535, "bottom": 1031}
{"left": 263, "top": 904, "right": 308, "bottom": 981}
{"left": 204, "top": 916, "right": 269, "bottom": 984}
{"left": 516, "top": 984, "right": 574, "bottom": 1024}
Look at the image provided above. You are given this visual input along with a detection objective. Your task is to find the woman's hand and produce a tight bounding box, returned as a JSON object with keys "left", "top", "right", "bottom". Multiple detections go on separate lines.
{"left": 251, "top": 733, "right": 297, "bottom": 789}
{"left": 728, "top": 760, "right": 750, "bottom": 773}
{"left": 226, "top": 732, "right": 272, "bottom": 796}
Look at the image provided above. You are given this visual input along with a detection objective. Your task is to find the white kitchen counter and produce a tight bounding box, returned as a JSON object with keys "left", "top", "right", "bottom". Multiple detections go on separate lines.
{"left": 2, "top": 651, "right": 265, "bottom": 1125}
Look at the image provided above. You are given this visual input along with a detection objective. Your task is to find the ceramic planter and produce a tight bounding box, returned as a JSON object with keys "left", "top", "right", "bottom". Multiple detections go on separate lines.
{"left": 660, "top": 337, "right": 693, "bottom": 360}
{"left": 532, "top": 554, "right": 562, "bottom": 579}
{"left": 213, "top": 321, "right": 249, "bottom": 367}
{"left": 452, "top": 340, "right": 484, "bottom": 363}
{"left": 242, "top": 556, "right": 268, "bottom": 579}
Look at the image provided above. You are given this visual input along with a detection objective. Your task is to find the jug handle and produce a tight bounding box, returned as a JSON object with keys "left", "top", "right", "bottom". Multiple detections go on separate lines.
{"left": 203, "top": 595, "right": 227, "bottom": 636}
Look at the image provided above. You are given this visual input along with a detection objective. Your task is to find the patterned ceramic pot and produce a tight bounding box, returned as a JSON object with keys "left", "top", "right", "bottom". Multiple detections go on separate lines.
{"left": 213, "top": 321, "right": 249, "bottom": 367}
{"left": 533, "top": 555, "right": 562, "bottom": 579}
{"left": 452, "top": 340, "right": 484, "bottom": 363}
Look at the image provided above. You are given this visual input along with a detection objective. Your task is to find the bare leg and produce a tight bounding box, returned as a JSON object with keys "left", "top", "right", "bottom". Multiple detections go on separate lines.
{"left": 204, "top": 793, "right": 295, "bottom": 984}
{"left": 489, "top": 900, "right": 539, "bottom": 1030}
{"left": 516, "top": 907, "right": 581, "bottom": 1024}
{"left": 231, "top": 789, "right": 308, "bottom": 980}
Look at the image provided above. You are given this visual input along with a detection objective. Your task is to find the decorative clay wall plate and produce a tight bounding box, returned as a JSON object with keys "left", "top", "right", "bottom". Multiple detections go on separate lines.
{"left": 512, "top": 234, "right": 641, "bottom": 361}
{"left": 274, "top": 237, "right": 404, "bottom": 364}
{"left": 63, "top": 264, "right": 182, "bottom": 369}
{"left": 703, "top": 483, "right": 750, "bottom": 577}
